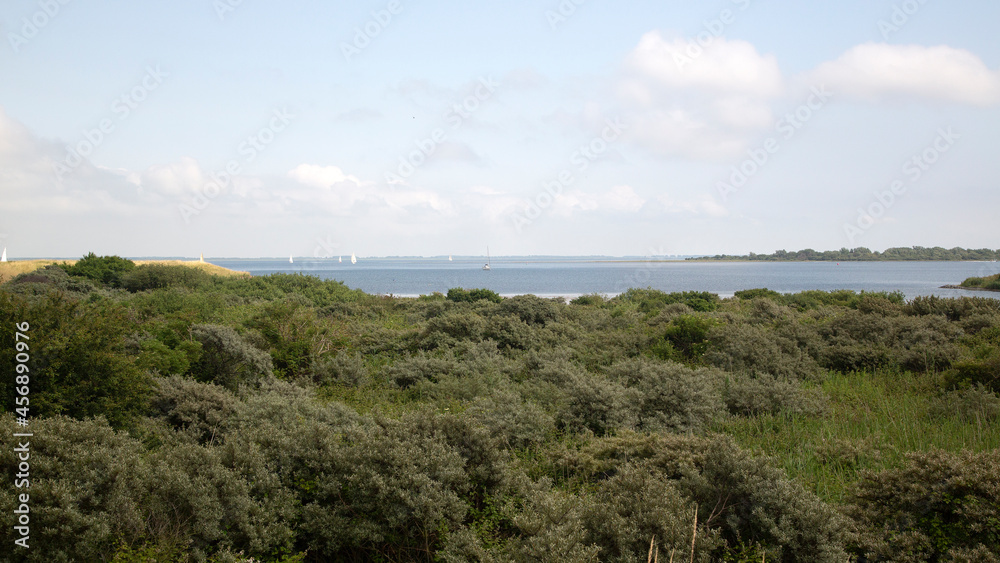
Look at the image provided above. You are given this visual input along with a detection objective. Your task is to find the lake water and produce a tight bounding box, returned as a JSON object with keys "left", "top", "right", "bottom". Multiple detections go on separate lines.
{"left": 209, "top": 258, "right": 1000, "bottom": 301}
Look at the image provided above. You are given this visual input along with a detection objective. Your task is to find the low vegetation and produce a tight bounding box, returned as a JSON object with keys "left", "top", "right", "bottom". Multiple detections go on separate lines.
{"left": 961, "top": 273, "right": 1000, "bottom": 291}
{"left": 2, "top": 255, "right": 1000, "bottom": 562}
{"left": 692, "top": 246, "right": 1000, "bottom": 262}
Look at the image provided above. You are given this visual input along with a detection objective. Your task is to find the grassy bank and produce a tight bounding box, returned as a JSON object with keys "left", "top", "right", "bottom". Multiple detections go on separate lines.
{"left": 959, "top": 272, "right": 1000, "bottom": 291}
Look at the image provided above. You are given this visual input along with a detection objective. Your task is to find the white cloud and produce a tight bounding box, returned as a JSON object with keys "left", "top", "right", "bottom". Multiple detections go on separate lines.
{"left": 617, "top": 32, "right": 784, "bottom": 159}
{"left": 808, "top": 43, "right": 1000, "bottom": 106}
{"left": 624, "top": 32, "right": 784, "bottom": 99}
{"left": 139, "top": 157, "right": 207, "bottom": 197}
{"left": 551, "top": 185, "right": 646, "bottom": 217}
{"left": 288, "top": 163, "right": 363, "bottom": 188}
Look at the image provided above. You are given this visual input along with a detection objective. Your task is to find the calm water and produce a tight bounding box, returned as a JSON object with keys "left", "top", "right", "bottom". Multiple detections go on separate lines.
{"left": 209, "top": 258, "right": 1000, "bottom": 301}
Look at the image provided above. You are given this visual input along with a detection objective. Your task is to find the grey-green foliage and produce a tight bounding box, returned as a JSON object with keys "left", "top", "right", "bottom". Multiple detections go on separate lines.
{"left": 723, "top": 372, "right": 828, "bottom": 417}
{"left": 497, "top": 294, "right": 560, "bottom": 326}
{"left": 581, "top": 465, "right": 720, "bottom": 563}
{"left": 0, "top": 414, "right": 295, "bottom": 563}
{"left": 189, "top": 324, "right": 273, "bottom": 390}
{"left": 308, "top": 350, "right": 369, "bottom": 387}
{"left": 927, "top": 384, "right": 1000, "bottom": 422}
{"left": 846, "top": 449, "right": 1000, "bottom": 562}
{"left": 677, "top": 439, "right": 851, "bottom": 563}
{"left": 6, "top": 264, "right": 97, "bottom": 296}
{"left": 705, "top": 322, "right": 820, "bottom": 380}
{"left": 299, "top": 411, "right": 511, "bottom": 560}
{"left": 543, "top": 432, "right": 851, "bottom": 563}
{"left": 465, "top": 390, "right": 555, "bottom": 450}
{"left": 150, "top": 375, "right": 239, "bottom": 444}
{"left": 505, "top": 486, "right": 601, "bottom": 562}
{"left": 385, "top": 350, "right": 458, "bottom": 388}
{"left": 609, "top": 358, "right": 725, "bottom": 432}
{"left": 533, "top": 357, "right": 635, "bottom": 436}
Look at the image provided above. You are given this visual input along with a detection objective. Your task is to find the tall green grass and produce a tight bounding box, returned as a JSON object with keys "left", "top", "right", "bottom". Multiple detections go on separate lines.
{"left": 715, "top": 369, "right": 1000, "bottom": 504}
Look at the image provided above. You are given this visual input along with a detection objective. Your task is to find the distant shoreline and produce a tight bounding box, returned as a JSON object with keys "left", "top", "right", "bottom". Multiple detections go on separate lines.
{"left": 940, "top": 285, "right": 1000, "bottom": 293}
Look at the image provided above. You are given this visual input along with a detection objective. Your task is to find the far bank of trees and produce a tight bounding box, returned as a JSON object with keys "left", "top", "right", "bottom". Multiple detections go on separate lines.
{"left": 692, "top": 246, "right": 1000, "bottom": 262}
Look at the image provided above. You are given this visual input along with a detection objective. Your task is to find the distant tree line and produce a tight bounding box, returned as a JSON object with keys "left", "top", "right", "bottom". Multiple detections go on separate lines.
{"left": 690, "top": 246, "right": 1000, "bottom": 262}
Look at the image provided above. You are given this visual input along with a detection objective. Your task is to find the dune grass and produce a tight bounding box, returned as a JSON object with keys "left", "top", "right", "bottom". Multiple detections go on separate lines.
{"left": 960, "top": 273, "right": 1000, "bottom": 291}
{"left": 0, "top": 258, "right": 249, "bottom": 283}
{"left": 715, "top": 369, "right": 1000, "bottom": 504}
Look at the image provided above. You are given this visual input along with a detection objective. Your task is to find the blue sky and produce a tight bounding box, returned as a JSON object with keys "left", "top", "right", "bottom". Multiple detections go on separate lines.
{"left": 1, "top": 0, "right": 998, "bottom": 258}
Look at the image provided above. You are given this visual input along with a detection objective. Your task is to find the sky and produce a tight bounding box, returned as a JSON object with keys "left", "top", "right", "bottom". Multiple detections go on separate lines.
{"left": 1, "top": 0, "right": 999, "bottom": 259}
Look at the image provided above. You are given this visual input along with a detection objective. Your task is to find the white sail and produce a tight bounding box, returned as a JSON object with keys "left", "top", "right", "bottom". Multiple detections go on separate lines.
{"left": 339, "top": 256, "right": 342, "bottom": 263}
{"left": 448, "top": 255, "right": 452, "bottom": 261}
{"left": 351, "top": 252, "right": 357, "bottom": 264}
{"left": 1, "top": 247, "right": 6, "bottom": 262}
{"left": 289, "top": 255, "right": 294, "bottom": 264}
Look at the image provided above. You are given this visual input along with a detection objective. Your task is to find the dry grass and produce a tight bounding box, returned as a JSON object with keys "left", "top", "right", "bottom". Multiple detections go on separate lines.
{"left": 0, "top": 258, "right": 249, "bottom": 283}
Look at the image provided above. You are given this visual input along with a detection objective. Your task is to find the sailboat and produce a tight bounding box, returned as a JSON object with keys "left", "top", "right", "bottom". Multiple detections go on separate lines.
{"left": 339, "top": 256, "right": 342, "bottom": 263}
{"left": 1, "top": 247, "right": 6, "bottom": 262}
{"left": 289, "top": 254, "right": 294, "bottom": 264}
{"left": 482, "top": 247, "right": 491, "bottom": 271}
{"left": 448, "top": 255, "right": 453, "bottom": 261}
{"left": 351, "top": 252, "right": 357, "bottom": 264}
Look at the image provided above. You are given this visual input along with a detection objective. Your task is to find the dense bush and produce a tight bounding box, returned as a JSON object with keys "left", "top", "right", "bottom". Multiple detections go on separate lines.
{"left": 608, "top": 358, "right": 724, "bottom": 432}
{"left": 6, "top": 264, "right": 97, "bottom": 296}
{"left": 446, "top": 287, "right": 503, "bottom": 303}
{"left": 120, "top": 264, "right": 214, "bottom": 292}
{"left": 0, "top": 292, "right": 151, "bottom": 428}
{"left": 189, "top": 324, "right": 274, "bottom": 390}
{"left": 64, "top": 252, "right": 135, "bottom": 287}
{"left": 847, "top": 449, "right": 1000, "bottom": 562}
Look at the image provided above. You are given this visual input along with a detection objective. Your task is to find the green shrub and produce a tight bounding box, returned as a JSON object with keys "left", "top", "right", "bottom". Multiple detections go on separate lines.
{"left": 663, "top": 314, "right": 717, "bottom": 359}
{"left": 465, "top": 391, "right": 555, "bottom": 450}
{"left": 6, "top": 264, "right": 97, "bottom": 296}
{"left": 150, "top": 375, "right": 239, "bottom": 443}
{"left": 64, "top": 252, "right": 136, "bottom": 287}
{"left": 0, "top": 293, "right": 152, "bottom": 428}
{"left": 120, "top": 264, "right": 213, "bottom": 292}
{"left": 706, "top": 322, "right": 820, "bottom": 380}
{"left": 189, "top": 324, "right": 273, "bottom": 390}
{"left": 608, "top": 358, "right": 725, "bottom": 432}
{"left": 309, "top": 350, "right": 369, "bottom": 387}
{"left": 447, "top": 287, "right": 503, "bottom": 303}
{"left": 613, "top": 288, "right": 720, "bottom": 313}
{"left": 734, "top": 288, "right": 783, "bottom": 301}
{"left": 582, "top": 464, "right": 720, "bottom": 563}
{"left": 418, "top": 311, "right": 487, "bottom": 349}
{"left": 847, "top": 449, "right": 1000, "bottom": 562}
{"left": 497, "top": 294, "right": 560, "bottom": 326}
{"left": 723, "top": 372, "right": 828, "bottom": 417}
{"left": 570, "top": 293, "right": 606, "bottom": 306}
